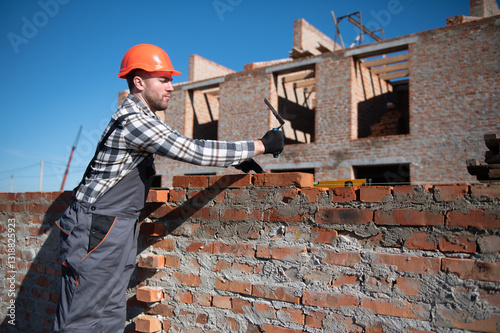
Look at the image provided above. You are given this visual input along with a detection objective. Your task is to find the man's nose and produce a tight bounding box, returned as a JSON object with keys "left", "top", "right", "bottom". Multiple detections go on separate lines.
{"left": 166, "top": 82, "right": 174, "bottom": 91}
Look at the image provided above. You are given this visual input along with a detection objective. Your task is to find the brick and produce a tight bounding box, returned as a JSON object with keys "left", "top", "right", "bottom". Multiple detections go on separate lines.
{"left": 254, "top": 302, "right": 276, "bottom": 319}
{"left": 436, "top": 306, "right": 499, "bottom": 333}
{"left": 359, "top": 186, "right": 392, "bottom": 202}
{"left": 301, "top": 187, "right": 327, "bottom": 203}
{"left": 305, "top": 311, "right": 327, "bottom": 329}
{"left": 208, "top": 174, "right": 252, "bottom": 188}
{"left": 330, "top": 186, "right": 356, "bottom": 202}
{"left": 163, "top": 255, "right": 180, "bottom": 269}
{"left": 311, "top": 227, "right": 338, "bottom": 243}
{"left": 446, "top": 209, "right": 500, "bottom": 229}
{"left": 332, "top": 274, "right": 360, "bottom": 287}
{"left": 372, "top": 253, "right": 441, "bottom": 274}
{"left": 252, "top": 285, "right": 300, "bottom": 304}
{"left": 442, "top": 258, "right": 500, "bottom": 282}
{"left": 146, "top": 303, "right": 174, "bottom": 317}
{"left": 232, "top": 297, "right": 252, "bottom": 314}
{"left": 278, "top": 307, "right": 304, "bottom": 325}
{"left": 172, "top": 175, "right": 209, "bottom": 188}
{"left": 215, "top": 278, "right": 252, "bottom": 295}
{"left": 405, "top": 231, "right": 438, "bottom": 250}
{"left": 168, "top": 189, "right": 186, "bottom": 202}
{"left": 265, "top": 207, "right": 304, "bottom": 222}
{"left": 188, "top": 188, "right": 225, "bottom": 203}
{"left": 152, "top": 238, "right": 176, "bottom": 251}
{"left": 253, "top": 172, "right": 314, "bottom": 188}
{"left": 196, "top": 313, "right": 208, "bottom": 324}
{"left": 177, "top": 291, "right": 193, "bottom": 304}
{"left": 395, "top": 277, "right": 421, "bottom": 296}
{"left": 135, "top": 315, "right": 162, "bottom": 333}
{"left": 185, "top": 241, "right": 213, "bottom": 253}
{"left": 316, "top": 208, "right": 373, "bottom": 224}
{"left": 256, "top": 245, "right": 307, "bottom": 261}
{"left": 433, "top": 183, "right": 469, "bottom": 202}
{"left": 361, "top": 297, "right": 429, "bottom": 320}
{"left": 140, "top": 222, "right": 166, "bottom": 237}
{"left": 280, "top": 188, "right": 300, "bottom": 203}
{"left": 438, "top": 234, "right": 477, "bottom": 253}
{"left": 136, "top": 287, "right": 163, "bottom": 303}
{"left": 173, "top": 272, "right": 201, "bottom": 287}
{"left": 213, "top": 295, "right": 232, "bottom": 309}
{"left": 213, "top": 242, "right": 254, "bottom": 257}
{"left": 138, "top": 255, "right": 165, "bottom": 269}
{"left": 302, "top": 290, "right": 359, "bottom": 309}
{"left": 149, "top": 205, "right": 180, "bottom": 219}
{"left": 146, "top": 190, "right": 169, "bottom": 202}
{"left": 193, "top": 292, "right": 212, "bottom": 307}
{"left": 477, "top": 235, "right": 500, "bottom": 254}
{"left": 470, "top": 183, "right": 500, "bottom": 198}
{"left": 321, "top": 250, "right": 362, "bottom": 267}
{"left": 221, "top": 208, "right": 249, "bottom": 221}
{"left": 375, "top": 209, "right": 443, "bottom": 226}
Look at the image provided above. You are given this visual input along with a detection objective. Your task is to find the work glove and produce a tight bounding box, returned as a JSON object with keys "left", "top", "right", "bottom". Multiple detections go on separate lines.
{"left": 234, "top": 159, "right": 264, "bottom": 173}
{"left": 260, "top": 130, "right": 285, "bottom": 155}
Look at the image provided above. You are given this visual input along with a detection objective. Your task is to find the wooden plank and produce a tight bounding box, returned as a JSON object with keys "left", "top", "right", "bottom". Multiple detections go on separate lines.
{"left": 294, "top": 78, "right": 316, "bottom": 88}
{"left": 362, "top": 53, "right": 409, "bottom": 68}
{"left": 379, "top": 70, "right": 409, "bottom": 81}
{"left": 371, "top": 62, "right": 409, "bottom": 75}
{"left": 282, "top": 71, "right": 315, "bottom": 83}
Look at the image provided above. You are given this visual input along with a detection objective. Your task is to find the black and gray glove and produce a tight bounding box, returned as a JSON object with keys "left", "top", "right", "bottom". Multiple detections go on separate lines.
{"left": 260, "top": 130, "right": 285, "bottom": 155}
{"left": 234, "top": 159, "right": 264, "bottom": 173}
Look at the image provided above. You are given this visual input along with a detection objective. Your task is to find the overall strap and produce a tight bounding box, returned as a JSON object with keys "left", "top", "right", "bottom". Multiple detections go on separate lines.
{"left": 74, "top": 113, "right": 139, "bottom": 192}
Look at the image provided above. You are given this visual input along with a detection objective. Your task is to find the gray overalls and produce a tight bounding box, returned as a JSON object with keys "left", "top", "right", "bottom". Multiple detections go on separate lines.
{"left": 52, "top": 115, "right": 155, "bottom": 333}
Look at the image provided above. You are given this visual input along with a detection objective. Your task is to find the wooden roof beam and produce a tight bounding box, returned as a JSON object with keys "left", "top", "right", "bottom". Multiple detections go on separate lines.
{"left": 362, "top": 53, "right": 409, "bottom": 68}
{"left": 282, "top": 71, "right": 315, "bottom": 83}
{"left": 371, "top": 62, "right": 409, "bottom": 75}
{"left": 379, "top": 70, "right": 409, "bottom": 81}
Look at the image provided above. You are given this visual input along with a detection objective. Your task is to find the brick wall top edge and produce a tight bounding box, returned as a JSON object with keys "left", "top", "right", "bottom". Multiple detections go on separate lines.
{"left": 2, "top": 181, "right": 500, "bottom": 197}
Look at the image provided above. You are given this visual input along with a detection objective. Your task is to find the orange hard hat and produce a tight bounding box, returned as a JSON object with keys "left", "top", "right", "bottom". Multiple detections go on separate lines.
{"left": 117, "top": 44, "right": 182, "bottom": 78}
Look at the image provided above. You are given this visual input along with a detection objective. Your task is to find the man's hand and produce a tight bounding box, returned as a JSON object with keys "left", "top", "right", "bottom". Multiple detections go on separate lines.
{"left": 260, "top": 130, "right": 285, "bottom": 155}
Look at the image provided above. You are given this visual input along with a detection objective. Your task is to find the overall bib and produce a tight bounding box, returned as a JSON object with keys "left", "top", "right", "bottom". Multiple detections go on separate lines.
{"left": 52, "top": 152, "right": 155, "bottom": 332}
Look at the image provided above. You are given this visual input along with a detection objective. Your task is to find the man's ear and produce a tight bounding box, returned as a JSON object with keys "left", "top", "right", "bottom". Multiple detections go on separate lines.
{"left": 133, "top": 75, "right": 145, "bottom": 92}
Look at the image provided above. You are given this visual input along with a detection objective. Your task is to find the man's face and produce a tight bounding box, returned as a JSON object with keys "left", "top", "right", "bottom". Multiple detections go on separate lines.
{"left": 140, "top": 72, "right": 174, "bottom": 112}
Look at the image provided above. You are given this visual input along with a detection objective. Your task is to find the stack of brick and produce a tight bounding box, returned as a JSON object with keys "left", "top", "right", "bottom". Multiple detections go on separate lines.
{"left": 467, "top": 133, "right": 500, "bottom": 181}
{"left": 1, "top": 173, "right": 499, "bottom": 332}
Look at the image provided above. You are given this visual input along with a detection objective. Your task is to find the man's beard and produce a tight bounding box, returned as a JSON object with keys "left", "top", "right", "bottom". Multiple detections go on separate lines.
{"left": 144, "top": 89, "right": 169, "bottom": 111}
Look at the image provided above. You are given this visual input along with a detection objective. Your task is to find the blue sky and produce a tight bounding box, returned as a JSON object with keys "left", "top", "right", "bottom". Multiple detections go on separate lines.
{"left": 0, "top": 0, "right": 470, "bottom": 193}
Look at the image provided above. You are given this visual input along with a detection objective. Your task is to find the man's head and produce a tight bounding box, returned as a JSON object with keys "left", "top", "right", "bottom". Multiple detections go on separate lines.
{"left": 118, "top": 44, "right": 181, "bottom": 112}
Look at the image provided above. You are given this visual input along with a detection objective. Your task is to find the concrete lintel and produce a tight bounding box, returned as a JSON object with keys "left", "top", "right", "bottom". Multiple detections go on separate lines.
{"left": 262, "top": 161, "right": 324, "bottom": 170}
{"left": 182, "top": 77, "right": 225, "bottom": 91}
{"left": 179, "top": 167, "right": 222, "bottom": 175}
{"left": 347, "top": 156, "right": 413, "bottom": 167}
{"left": 265, "top": 57, "right": 321, "bottom": 74}
{"left": 344, "top": 36, "right": 419, "bottom": 58}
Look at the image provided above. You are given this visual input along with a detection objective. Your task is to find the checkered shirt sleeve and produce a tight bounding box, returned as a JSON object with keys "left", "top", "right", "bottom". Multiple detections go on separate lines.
{"left": 74, "top": 95, "right": 255, "bottom": 204}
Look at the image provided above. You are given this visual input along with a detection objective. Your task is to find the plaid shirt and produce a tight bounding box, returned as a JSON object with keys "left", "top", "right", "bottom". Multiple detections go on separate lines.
{"left": 75, "top": 94, "right": 255, "bottom": 204}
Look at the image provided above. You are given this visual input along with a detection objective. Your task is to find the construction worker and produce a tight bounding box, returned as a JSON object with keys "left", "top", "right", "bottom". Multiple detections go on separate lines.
{"left": 51, "top": 43, "right": 284, "bottom": 332}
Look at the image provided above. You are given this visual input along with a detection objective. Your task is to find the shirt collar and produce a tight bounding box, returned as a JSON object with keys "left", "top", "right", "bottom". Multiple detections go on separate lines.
{"left": 125, "top": 94, "right": 158, "bottom": 119}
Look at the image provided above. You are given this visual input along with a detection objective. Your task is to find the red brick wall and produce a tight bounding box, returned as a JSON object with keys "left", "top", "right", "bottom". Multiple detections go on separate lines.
{"left": 1, "top": 174, "right": 499, "bottom": 332}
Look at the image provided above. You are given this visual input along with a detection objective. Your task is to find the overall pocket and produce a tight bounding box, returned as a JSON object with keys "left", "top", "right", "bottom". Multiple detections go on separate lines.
{"left": 87, "top": 213, "right": 117, "bottom": 254}
{"left": 55, "top": 209, "right": 78, "bottom": 239}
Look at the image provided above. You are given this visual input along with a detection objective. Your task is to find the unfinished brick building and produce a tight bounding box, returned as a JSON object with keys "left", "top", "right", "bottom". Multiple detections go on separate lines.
{"left": 117, "top": 0, "right": 500, "bottom": 188}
